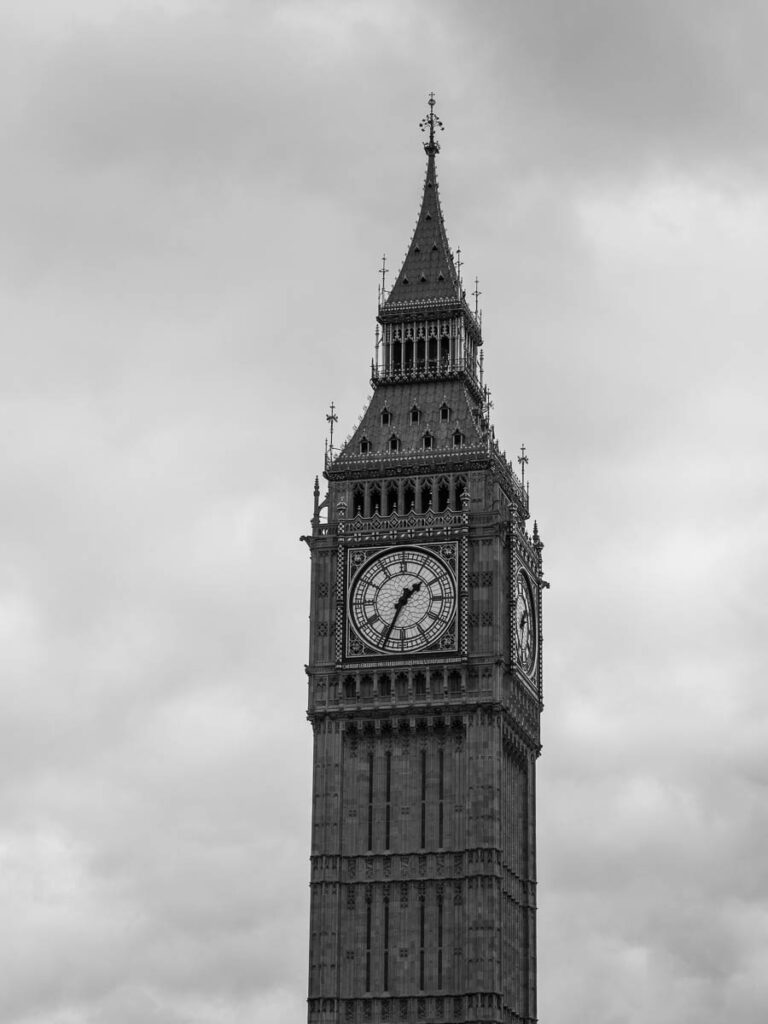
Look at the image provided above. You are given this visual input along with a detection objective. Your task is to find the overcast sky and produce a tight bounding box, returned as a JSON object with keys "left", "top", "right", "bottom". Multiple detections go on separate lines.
{"left": 2, "top": 1, "right": 767, "bottom": 1022}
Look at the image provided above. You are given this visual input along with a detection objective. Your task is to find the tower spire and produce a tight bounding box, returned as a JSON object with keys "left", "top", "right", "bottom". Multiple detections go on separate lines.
{"left": 381, "top": 93, "right": 461, "bottom": 310}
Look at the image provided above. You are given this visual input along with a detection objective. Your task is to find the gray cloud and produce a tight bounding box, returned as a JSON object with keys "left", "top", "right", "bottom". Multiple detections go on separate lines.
{"left": 0, "top": 1, "right": 766, "bottom": 1022}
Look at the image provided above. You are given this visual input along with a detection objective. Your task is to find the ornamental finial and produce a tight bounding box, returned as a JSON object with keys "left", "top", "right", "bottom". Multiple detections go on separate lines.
{"left": 419, "top": 92, "right": 444, "bottom": 154}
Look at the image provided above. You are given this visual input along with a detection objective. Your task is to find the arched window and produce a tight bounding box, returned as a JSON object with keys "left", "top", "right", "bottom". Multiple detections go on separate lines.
{"left": 389, "top": 435, "right": 400, "bottom": 453}
{"left": 414, "top": 672, "right": 427, "bottom": 698}
{"left": 453, "top": 475, "right": 467, "bottom": 508}
{"left": 423, "top": 432, "right": 434, "bottom": 450}
{"left": 448, "top": 670, "right": 462, "bottom": 695}
{"left": 370, "top": 482, "right": 381, "bottom": 515}
{"left": 440, "top": 336, "right": 450, "bottom": 364}
{"left": 392, "top": 341, "right": 402, "bottom": 371}
{"left": 437, "top": 478, "right": 450, "bottom": 512}
{"left": 410, "top": 405, "right": 421, "bottom": 425}
{"left": 352, "top": 484, "right": 365, "bottom": 517}
{"left": 395, "top": 673, "right": 408, "bottom": 698}
{"left": 428, "top": 336, "right": 437, "bottom": 369}
{"left": 405, "top": 339, "right": 414, "bottom": 368}
{"left": 416, "top": 337, "right": 425, "bottom": 370}
{"left": 440, "top": 402, "right": 450, "bottom": 422}
{"left": 453, "top": 430, "right": 463, "bottom": 447}
{"left": 420, "top": 479, "right": 432, "bottom": 512}
{"left": 386, "top": 481, "right": 398, "bottom": 515}
{"left": 343, "top": 676, "right": 356, "bottom": 700}
{"left": 381, "top": 408, "right": 392, "bottom": 426}
{"left": 404, "top": 480, "right": 416, "bottom": 513}
{"left": 360, "top": 675, "right": 373, "bottom": 699}
{"left": 378, "top": 674, "right": 392, "bottom": 698}
{"left": 359, "top": 437, "right": 371, "bottom": 455}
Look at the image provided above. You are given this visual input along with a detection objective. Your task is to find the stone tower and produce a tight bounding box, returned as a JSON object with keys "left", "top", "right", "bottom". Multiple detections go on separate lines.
{"left": 304, "top": 97, "right": 545, "bottom": 1024}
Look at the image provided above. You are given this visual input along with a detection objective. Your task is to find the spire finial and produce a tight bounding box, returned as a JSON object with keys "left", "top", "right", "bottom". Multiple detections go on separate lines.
{"left": 518, "top": 443, "right": 529, "bottom": 487}
{"left": 325, "top": 402, "right": 338, "bottom": 465}
{"left": 419, "top": 92, "right": 444, "bottom": 155}
{"left": 473, "top": 276, "right": 482, "bottom": 317}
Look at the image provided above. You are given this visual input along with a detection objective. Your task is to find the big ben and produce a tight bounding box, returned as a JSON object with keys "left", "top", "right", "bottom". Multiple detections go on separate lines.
{"left": 304, "top": 96, "right": 545, "bottom": 1024}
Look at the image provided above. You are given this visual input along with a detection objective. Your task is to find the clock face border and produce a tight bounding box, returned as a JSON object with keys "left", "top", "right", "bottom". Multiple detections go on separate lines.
{"left": 515, "top": 569, "right": 537, "bottom": 677}
{"left": 345, "top": 542, "right": 459, "bottom": 660}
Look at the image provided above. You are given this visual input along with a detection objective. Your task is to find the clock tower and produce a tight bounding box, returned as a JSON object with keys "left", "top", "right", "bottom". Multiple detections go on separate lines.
{"left": 304, "top": 97, "right": 545, "bottom": 1024}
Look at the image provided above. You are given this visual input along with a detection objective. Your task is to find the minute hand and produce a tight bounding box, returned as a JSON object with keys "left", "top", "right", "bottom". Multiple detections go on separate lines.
{"left": 382, "top": 581, "right": 422, "bottom": 647}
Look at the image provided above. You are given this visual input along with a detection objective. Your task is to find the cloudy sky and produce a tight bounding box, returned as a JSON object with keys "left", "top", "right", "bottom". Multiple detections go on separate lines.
{"left": 2, "top": 1, "right": 767, "bottom": 1021}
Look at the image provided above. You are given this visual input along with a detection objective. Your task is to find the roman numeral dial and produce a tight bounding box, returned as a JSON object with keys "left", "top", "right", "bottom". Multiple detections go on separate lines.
{"left": 348, "top": 546, "right": 457, "bottom": 653}
{"left": 515, "top": 571, "right": 537, "bottom": 674}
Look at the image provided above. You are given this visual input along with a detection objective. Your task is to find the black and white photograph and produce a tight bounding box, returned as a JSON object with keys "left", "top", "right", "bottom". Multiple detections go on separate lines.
{"left": 2, "top": 2, "right": 767, "bottom": 1022}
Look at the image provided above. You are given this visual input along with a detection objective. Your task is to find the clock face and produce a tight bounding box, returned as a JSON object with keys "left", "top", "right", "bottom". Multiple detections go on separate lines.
{"left": 348, "top": 546, "right": 457, "bottom": 654}
{"left": 516, "top": 571, "right": 536, "bottom": 674}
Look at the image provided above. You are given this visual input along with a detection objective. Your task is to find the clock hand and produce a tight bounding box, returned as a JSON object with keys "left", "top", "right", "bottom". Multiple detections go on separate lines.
{"left": 383, "top": 581, "right": 423, "bottom": 647}
{"left": 383, "top": 600, "right": 405, "bottom": 647}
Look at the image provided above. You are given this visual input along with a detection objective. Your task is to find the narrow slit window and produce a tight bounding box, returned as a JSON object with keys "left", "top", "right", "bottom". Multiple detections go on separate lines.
{"left": 385, "top": 750, "right": 392, "bottom": 850}
{"left": 437, "top": 896, "right": 444, "bottom": 989}
{"left": 419, "top": 899, "right": 426, "bottom": 990}
{"left": 367, "top": 752, "right": 374, "bottom": 852}
{"left": 366, "top": 898, "right": 372, "bottom": 991}
{"left": 383, "top": 894, "right": 390, "bottom": 990}
{"left": 438, "top": 747, "right": 444, "bottom": 848}
{"left": 420, "top": 749, "right": 427, "bottom": 850}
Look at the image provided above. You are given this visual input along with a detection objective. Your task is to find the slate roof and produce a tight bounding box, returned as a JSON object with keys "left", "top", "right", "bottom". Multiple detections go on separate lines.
{"left": 331, "top": 379, "right": 484, "bottom": 474}
{"left": 381, "top": 146, "right": 462, "bottom": 312}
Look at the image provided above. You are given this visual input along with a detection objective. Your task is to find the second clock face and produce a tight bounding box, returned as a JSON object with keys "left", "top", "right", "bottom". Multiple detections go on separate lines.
{"left": 349, "top": 546, "right": 456, "bottom": 654}
{"left": 516, "top": 571, "right": 536, "bottom": 674}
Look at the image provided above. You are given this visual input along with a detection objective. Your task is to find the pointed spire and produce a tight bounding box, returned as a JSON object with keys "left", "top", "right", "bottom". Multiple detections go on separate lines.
{"left": 382, "top": 94, "right": 462, "bottom": 310}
